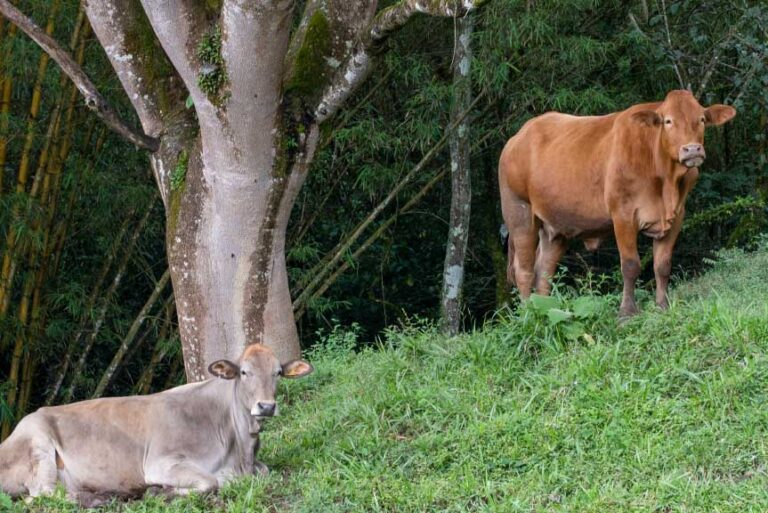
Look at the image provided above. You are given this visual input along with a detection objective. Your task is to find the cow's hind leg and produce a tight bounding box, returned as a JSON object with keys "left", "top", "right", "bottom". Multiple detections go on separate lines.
{"left": 500, "top": 187, "right": 538, "bottom": 298}
{"left": 25, "top": 442, "right": 58, "bottom": 499}
{"left": 534, "top": 230, "right": 567, "bottom": 295}
{"left": 0, "top": 435, "right": 58, "bottom": 499}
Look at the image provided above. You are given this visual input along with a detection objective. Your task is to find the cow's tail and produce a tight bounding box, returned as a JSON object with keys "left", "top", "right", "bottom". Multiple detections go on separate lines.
{"left": 499, "top": 223, "right": 516, "bottom": 287}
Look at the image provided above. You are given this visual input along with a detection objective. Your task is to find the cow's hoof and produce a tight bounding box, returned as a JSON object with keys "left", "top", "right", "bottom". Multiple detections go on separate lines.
{"left": 253, "top": 461, "right": 270, "bottom": 476}
{"left": 618, "top": 306, "right": 639, "bottom": 320}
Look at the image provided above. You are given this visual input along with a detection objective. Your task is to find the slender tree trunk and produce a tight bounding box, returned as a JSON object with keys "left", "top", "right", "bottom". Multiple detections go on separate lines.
{"left": 440, "top": 15, "right": 474, "bottom": 336}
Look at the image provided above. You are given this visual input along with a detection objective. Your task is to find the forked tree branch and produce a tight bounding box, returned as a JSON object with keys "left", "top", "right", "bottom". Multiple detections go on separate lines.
{"left": 0, "top": 0, "right": 160, "bottom": 151}
{"left": 315, "top": 0, "right": 486, "bottom": 123}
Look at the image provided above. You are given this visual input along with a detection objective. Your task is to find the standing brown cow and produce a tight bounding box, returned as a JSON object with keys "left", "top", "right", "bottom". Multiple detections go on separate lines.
{"left": 499, "top": 90, "right": 735, "bottom": 316}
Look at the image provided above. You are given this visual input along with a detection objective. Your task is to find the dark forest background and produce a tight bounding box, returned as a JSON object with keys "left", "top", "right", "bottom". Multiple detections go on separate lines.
{"left": 0, "top": 0, "right": 766, "bottom": 435}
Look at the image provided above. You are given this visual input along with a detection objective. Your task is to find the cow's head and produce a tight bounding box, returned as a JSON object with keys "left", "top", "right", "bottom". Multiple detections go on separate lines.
{"left": 631, "top": 89, "right": 735, "bottom": 168}
{"left": 208, "top": 344, "right": 313, "bottom": 421}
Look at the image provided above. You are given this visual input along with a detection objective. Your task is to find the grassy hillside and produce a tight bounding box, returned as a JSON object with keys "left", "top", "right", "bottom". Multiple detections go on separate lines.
{"left": 12, "top": 245, "right": 768, "bottom": 512}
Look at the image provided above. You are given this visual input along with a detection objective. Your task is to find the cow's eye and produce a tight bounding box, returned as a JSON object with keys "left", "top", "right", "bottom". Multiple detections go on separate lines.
{"left": 700, "top": 116, "right": 706, "bottom": 124}
{"left": 241, "top": 370, "right": 247, "bottom": 376}
{"left": 664, "top": 118, "right": 672, "bottom": 125}
{"left": 276, "top": 369, "right": 282, "bottom": 376}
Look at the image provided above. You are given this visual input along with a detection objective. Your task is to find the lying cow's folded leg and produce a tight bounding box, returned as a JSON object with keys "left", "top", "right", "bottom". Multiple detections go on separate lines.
{"left": 146, "top": 460, "right": 218, "bottom": 495}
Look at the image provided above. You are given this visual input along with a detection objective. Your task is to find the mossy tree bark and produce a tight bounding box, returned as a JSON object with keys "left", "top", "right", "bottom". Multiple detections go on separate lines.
{"left": 4, "top": 0, "right": 486, "bottom": 382}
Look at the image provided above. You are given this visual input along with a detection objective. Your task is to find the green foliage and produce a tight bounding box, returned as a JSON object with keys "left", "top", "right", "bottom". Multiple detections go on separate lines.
{"left": 16, "top": 246, "right": 768, "bottom": 512}
{"left": 196, "top": 26, "right": 228, "bottom": 103}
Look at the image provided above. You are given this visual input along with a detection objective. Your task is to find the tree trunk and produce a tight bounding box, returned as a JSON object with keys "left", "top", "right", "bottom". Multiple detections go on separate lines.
{"left": 440, "top": 15, "right": 474, "bottom": 336}
{"left": 5, "top": 0, "right": 486, "bottom": 382}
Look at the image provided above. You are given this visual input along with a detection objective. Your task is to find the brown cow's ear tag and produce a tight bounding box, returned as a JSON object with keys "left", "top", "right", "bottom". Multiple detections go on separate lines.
{"left": 281, "top": 360, "right": 314, "bottom": 379}
{"left": 704, "top": 105, "right": 736, "bottom": 126}
{"left": 631, "top": 110, "right": 662, "bottom": 127}
{"left": 208, "top": 360, "right": 240, "bottom": 379}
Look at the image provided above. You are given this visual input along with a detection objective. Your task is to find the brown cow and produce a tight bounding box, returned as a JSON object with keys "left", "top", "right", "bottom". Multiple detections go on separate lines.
{"left": 0, "top": 344, "right": 312, "bottom": 506}
{"left": 499, "top": 90, "right": 735, "bottom": 316}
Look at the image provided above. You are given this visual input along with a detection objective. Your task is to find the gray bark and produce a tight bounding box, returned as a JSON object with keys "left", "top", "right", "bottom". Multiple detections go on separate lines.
{"left": 8, "top": 0, "right": 486, "bottom": 383}
{"left": 440, "top": 15, "right": 474, "bottom": 336}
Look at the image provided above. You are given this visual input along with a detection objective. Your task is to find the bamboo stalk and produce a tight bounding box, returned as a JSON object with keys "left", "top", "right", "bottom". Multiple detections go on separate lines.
{"left": 0, "top": 18, "right": 17, "bottom": 192}
{"left": 1, "top": 271, "right": 34, "bottom": 439}
{"left": 292, "top": 91, "right": 486, "bottom": 306}
{"left": 92, "top": 268, "right": 170, "bottom": 399}
{"left": 61, "top": 202, "right": 156, "bottom": 404}
{"left": 162, "top": 352, "right": 184, "bottom": 391}
{"left": 49, "top": 126, "right": 104, "bottom": 278}
{"left": 135, "top": 298, "right": 176, "bottom": 395}
{"left": 0, "top": 0, "right": 62, "bottom": 314}
{"left": 17, "top": 353, "right": 36, "bottom": 418}
{"left": 295, "top": 168, "right": 448, "bottom": 319}
{"left": 44, "top": 209, "right": 135, "bottom": 405}
{"left": 0, "top": 0, "right": 159, "bottom": 151}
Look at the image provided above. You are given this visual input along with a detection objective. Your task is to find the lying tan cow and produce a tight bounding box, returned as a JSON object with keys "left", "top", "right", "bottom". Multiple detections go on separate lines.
{"left": 499, "top": 90, "right": 735, "bottom": 316}
{"left": 0, "top": 344, "right": 312, "bottom": 506}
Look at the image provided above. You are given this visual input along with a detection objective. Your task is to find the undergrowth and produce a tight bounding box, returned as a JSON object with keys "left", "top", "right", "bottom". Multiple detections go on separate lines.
{"left": 11, "top": 245, "right": 768, "bottom": 512}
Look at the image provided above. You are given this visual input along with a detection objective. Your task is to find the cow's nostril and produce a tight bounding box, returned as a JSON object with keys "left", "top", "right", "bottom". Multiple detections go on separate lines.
{"left": 257, "top": 402, "right": 276, "bottom": 415}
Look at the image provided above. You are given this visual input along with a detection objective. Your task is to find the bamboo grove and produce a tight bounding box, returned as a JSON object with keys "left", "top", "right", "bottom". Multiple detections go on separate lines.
{"left": 0, "top": 1, "right": 173, "bottom": 438}
{"left": 0, "top": 0, "right": 767, "bottom": 439}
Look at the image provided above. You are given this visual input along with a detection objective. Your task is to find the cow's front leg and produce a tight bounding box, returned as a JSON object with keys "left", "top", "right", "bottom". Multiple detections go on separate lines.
{"left": 145, "top": 460, "right": 218, "bottom": 496}
{"left": 614, "top": 217, "right": 641, "bottom": 318}
{"left": 653, "top": 168, "right": 698, "bottom": 309}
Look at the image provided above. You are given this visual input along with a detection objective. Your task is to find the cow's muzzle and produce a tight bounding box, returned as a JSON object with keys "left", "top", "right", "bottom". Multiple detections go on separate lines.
{"left": 251, "top": 401, "right": 277, "bottom": 418}
{"left": 679, "top": 143, "right": 705, "bottom": 168}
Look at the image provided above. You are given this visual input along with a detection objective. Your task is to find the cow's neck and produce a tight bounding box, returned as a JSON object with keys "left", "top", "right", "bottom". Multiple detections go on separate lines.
{"left": 203, "top": 379, "right": 258, "bottom": 469}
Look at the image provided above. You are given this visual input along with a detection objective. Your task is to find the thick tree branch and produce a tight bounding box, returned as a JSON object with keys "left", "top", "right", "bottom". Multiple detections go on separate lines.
{"left": 315, "top": 0, "right": 485, "bottom": 123}
{"left": 138, "top": 0, "right": 206, "bottom": 98}
{"left": 0, "top": 0, "right": 160, "bottom": 151}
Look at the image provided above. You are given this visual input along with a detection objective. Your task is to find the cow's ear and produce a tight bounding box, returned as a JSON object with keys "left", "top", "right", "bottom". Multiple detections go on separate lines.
{"left": 631, "top": 110, "right": 662, "bottom": 127}
{"left": 208, "top": 360, "right": 240, "bottom": 379}
{"left": 704, "top": 104, "right": 736, "bottom": 126}
{"left": 281, "top": 360, "right": 314, "bottom": 379}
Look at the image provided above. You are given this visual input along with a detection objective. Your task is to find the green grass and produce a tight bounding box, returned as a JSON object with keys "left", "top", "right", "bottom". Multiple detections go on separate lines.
{"left": 15, "top": 246, "right": 768, "bottom": 512}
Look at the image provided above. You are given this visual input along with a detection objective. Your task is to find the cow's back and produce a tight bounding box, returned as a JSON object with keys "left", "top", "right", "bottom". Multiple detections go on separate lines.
{"left": 500, "top": 111, "right": 620, "bottom": 236}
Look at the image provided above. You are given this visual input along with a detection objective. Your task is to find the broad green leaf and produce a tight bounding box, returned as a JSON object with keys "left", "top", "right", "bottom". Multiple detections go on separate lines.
{"left": 572, "top": 296, "right": 603, "bottom": 318}
{"left": 528, "top": 294, "right": 561, "bottom": 313}
{"left": 563, "top": 321, "right": 586, "bottom": 340}
{"left": 547, "top": 308, "right": 573, "bottom": 325}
